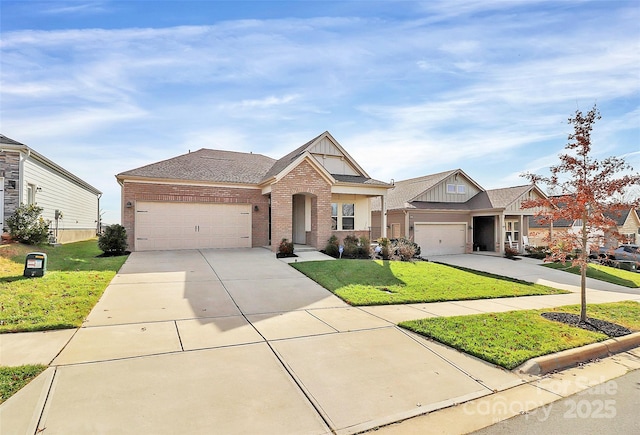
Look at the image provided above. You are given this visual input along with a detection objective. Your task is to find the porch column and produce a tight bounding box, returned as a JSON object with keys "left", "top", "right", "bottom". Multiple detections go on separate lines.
{"left": 519, "top": 214, "right": 524, "bottom": 253}
{"left": 381, "top": 194, "right": 388, "bottom": 238}
{"left": 498, "top": 214, "right": 505, "bottom": 254}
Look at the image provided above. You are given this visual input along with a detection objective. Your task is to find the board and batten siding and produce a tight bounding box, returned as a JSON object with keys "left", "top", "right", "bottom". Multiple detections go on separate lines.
{"left": 412, "top": 174, "right": 480, "bottom": 203}
{"left": 23, "top": 158, "right": 99, "bottom": 233}
{"left": 504, "top": 190, "right": 547, "bottom": 214}
{"left": 309, "top": 137, "right": 360, "bottom": 176}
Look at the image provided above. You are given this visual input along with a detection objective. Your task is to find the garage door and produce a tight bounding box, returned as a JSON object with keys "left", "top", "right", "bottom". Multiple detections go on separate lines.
{"left": 135, "top": 202, "right": 251, "bottom": 251}
{"left": 414, "top": 223, "right": 466, "bottom": 256}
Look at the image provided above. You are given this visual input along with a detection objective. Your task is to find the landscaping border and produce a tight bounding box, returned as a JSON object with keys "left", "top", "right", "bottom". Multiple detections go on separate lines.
{"left": 515, "top": 331, "right": 640, "bottom": 375}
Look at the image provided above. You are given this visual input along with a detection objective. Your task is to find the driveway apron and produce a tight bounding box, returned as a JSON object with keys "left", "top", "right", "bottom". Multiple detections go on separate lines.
{"left": 6, "top": 249, "right": 604, "bottom": 435}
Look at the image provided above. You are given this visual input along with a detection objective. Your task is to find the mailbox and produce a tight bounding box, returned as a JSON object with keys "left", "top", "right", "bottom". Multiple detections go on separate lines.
{"left": 24, "top": 252, "right": 47, "bottom": 277}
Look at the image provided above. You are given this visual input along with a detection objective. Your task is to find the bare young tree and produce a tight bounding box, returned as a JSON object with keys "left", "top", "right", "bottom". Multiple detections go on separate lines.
{"left": 522, "top": 105, "right": 640, "bottom": 322}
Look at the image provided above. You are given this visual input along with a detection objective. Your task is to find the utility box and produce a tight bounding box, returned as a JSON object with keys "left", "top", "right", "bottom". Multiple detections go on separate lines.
{"left": 24, "top": 252, "right": 47, "bottom": 277}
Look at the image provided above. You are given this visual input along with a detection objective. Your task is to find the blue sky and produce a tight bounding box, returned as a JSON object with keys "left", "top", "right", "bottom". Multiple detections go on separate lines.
{"left": 1, "top": 0, "right": 639, "bottom": 225}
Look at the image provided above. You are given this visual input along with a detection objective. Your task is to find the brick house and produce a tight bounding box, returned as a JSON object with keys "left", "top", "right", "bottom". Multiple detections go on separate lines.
{"left": 116, "top": 132, "right": 391, "bottom": 252}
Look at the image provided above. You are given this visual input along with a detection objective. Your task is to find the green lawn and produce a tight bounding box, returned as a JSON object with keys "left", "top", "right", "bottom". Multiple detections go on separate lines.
{"left": 291, "top": 259, "right": 568, "bottom": 305}
{"left": 543, "top": 262, "right": 640, "bottom": 288}
{"left": 400, "top": 301, "right": 640, "bottom": 370}
{"left": 0, "top": 365, "right": 47, "bottom": 404}
{"left": 0, "top": 240, "right": 128, "bottom": 333}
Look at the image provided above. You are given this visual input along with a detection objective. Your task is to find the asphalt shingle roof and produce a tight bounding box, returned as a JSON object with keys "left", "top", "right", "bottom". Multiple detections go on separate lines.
{"left": 260, "top": 132, "right": 323, "bottom": 182}
{"left": 371, "top": 170, "right": 458, "bottom": 210}
{"left": 0, "top": 134, "right": 26, "bottom": 146}
{"left": 118, "top": 132, "right": 388, "bottom": 188}
{"left": 118, "top": 148, "right": 276, "bottom": 184}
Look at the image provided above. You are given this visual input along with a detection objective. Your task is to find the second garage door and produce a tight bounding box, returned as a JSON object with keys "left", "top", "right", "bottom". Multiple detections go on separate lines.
{"left": 414, "top": 223, "right": 466, "bottom": 256}
{"left": 135, "top": 202, "right": 252, "bottom": 251}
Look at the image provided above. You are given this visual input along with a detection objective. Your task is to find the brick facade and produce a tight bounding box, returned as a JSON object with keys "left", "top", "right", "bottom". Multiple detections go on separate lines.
{"left": 270, "top": 159, "right": 332, "bottom": 252}
{"left": 122, "top": 182, "right": 270, "bottom": 250}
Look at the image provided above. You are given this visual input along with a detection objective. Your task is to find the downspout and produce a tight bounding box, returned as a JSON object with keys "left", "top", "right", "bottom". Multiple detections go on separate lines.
{"left": 18, "top": 148, "right": 31, "bottom": 204}
{"left": 97, "top": 193, "right": 102, "bottom": 234}
{"left": 404, "top": 210, "right": 410, "bottom": 240}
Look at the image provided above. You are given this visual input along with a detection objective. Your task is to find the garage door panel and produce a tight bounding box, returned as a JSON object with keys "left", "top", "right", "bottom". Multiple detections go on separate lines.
{"left": 415, "top": 223, "right": 466, "bottom": 256}
{"left": 135, "top": 202, "right": 252, "bottom": 251}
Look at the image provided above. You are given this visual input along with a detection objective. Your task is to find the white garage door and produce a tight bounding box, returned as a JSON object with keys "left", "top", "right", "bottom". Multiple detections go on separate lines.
{"left": 135, "top": 202, "right": 251, "bottom": 251}
{"left": 414, "top": 223, "right": 466, "bottom": 256}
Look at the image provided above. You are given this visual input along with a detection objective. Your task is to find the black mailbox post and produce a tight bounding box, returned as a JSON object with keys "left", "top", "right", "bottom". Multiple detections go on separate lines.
{"left": 24, "top": 252, "right": 47, "bottom": 277}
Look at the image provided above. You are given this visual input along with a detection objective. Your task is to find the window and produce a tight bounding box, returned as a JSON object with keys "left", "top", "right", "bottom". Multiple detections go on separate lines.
{"left": 505, "top": 220, "right": 520, "bottom": 242}
{"left": 27, "top": 184, "right": 36, "bottom": 205}
{"left": 446, "top": 183, "right": 466, "bottom": 194}
{"left": 331, "top": 203, "right": 338, "bottom": 230}
{"left": 342, "top": 203, "right": 354, "bottom": 230}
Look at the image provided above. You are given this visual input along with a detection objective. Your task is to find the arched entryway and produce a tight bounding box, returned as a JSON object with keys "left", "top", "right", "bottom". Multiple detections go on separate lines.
{"left": 292, "top": 193, "right": 317, "bottom": 246}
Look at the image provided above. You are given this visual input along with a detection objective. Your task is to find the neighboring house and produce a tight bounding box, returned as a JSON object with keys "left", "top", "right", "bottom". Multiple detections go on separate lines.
{"left": 0, "top": 134, "right": 102, "bottom": 244}
{"left": 529, "top": 206, "right": 640, "bottom": 248}
{"left": 116, "top": 131, "right": 391, "bottom": 252}
{"left": 370, "top": 169, "right": 548, "bottom": 255}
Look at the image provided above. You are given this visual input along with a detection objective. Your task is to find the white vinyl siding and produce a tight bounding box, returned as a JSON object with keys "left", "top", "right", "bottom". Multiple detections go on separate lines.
{"left": 23, "top": 158, "right": 98, "bottom": 231}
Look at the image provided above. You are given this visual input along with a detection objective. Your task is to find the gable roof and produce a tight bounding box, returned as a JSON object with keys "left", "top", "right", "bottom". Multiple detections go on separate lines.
{"left": 117, "top": 148, "right": 276, "bottom": 184}
{"left": 1, "top": 134, "right": 102, "bottom": 195}
{"left": 372, "top": 169, "right": 489, "bottom": 210}
{"left": 117, "top": 131, "right": 389, "bottom": 188}
{"left": 486, "top": 185, "right": 537, "bottom": 208}
{"left": 604, "top": 209, "right": 632, "bottom": 226}
{"left": 373, "top": 169, "right": 457, "bottom": 210}
{"left": 260, "top": 131, "right": 373, "bottom": 184}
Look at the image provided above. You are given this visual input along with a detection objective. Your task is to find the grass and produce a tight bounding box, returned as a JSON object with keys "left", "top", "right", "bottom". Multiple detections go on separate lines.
{"left": 291, "top": 259, "right": 568, "bottom": 305}
{"left": 400, "top": 301, "right": 640, "bottom": 370}
{"left": 0, "top": 365, "right": 47, "bottom": 404}
{"left": 543, "top": 262, "right": 640, "bottom": 288}
{"left": 0, "top": 240, "right": 128, "bottom": 333}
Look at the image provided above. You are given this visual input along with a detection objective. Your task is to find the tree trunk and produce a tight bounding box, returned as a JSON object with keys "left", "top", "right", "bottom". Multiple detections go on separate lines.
{"left": 580, "top": 212, "right": 588, "bottom": 322}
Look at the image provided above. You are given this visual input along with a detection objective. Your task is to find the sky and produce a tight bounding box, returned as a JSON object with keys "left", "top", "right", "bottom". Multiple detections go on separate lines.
{"left": 1, "top": 0, "right": 639, "bottom": 225}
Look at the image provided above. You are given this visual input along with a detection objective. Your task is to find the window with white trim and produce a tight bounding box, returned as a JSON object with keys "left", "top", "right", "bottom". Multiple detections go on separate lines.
{"left": 27, "top": 184, "right": 36, "bottom": 205}
{"left": 331, "top": 203, "right": 338, "bottom": 230}
{"left": 446, "top": 183, "right": 466, "bottom": 194}
{"left": 342, "top": 203, "right": 354, "bottom": 230}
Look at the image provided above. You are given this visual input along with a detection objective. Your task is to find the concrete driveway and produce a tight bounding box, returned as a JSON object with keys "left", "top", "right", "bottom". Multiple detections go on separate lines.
{"left": 3, "top": 249, "right": 639, "bottom": 434}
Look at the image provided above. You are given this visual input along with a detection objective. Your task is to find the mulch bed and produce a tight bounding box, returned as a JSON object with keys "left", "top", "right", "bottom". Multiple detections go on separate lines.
{"left": 541, "top": 312, "right": 632, "bottom": 337}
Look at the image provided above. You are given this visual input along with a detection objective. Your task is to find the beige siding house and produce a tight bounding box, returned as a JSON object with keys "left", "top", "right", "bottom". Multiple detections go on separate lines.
{"left": 117, "top": 132, "right": 391, "bottom": 252}
{"left": 528, "top": 204, "right": 640, "bottom": 248}
{"left": 0, "top": 134, "right": 102, "bottom": 243}
{"left": 371, "top": 169, "right": 548, "bottom": 256}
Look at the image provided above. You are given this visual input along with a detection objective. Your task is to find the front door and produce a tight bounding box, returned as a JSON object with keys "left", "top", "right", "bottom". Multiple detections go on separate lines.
{"left": 292, "top": 194, "right": 306, "bottom": 245}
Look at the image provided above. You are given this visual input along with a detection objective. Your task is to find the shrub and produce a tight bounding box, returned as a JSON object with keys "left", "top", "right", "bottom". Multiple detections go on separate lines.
{"left": 525, "top": 245, "right": 548, "bottom": 259}
{"left": 6, "top": 204, "right": 50, "bottom": 245}
{"left": 277, "top": 238, "right": 294, "bottom": 257}
{"left": 343, "top": 234, "right": 360, "bottom": 257}
{"left": 98, "top": 224, "right": 128, "bottom": 255}
{"left": 376, "top": 237, "right": 392, "bottom": 260}
{"left": 357, "top": 236, "right": 371, "bottom": 258}
{"left": 393, "top": 238, "right": 418, "bottom": 261}
{"left": 324, "top": 235, "right": 340, "bottom": 258}
{"left": 504, "top": 246, "right": 519, "bottom": 259}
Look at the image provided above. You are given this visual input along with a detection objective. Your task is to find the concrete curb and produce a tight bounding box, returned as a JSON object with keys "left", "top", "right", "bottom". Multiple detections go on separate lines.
{"left": 516, "top": 331, "right": 640, "bottom": 375}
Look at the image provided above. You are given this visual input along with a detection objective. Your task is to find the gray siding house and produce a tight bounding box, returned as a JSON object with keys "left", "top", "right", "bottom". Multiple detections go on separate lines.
{"left": 0, "top": 134, "right": 102, "bottom": 244}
